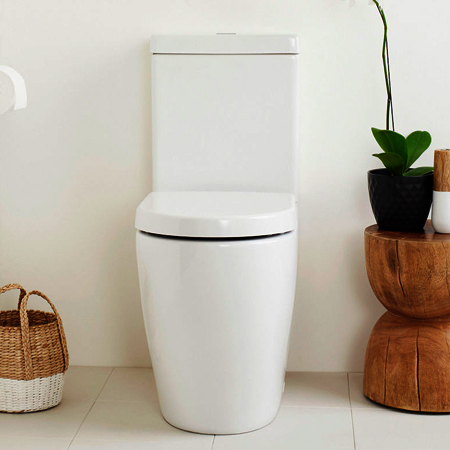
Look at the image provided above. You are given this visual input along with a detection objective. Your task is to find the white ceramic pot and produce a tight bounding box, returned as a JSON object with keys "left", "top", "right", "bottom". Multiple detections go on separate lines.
{"left": 432, "top": 191, "right": 450, "bottom": 233}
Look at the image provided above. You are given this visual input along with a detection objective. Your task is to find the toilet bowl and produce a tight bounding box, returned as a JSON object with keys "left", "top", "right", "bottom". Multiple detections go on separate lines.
{"left": 136, "top": 34, "right": 300, "bottom": 434}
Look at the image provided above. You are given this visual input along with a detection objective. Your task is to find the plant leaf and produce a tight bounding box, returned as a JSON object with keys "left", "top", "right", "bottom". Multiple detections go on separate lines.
{"left": 372, "top": 128, "right": 407, "bottom": 171}
{"left": 405, "top": 131, "right": 432, "bottom": 169}
{"left": 372, "top": 152, "right": 405, "bottom": 176}
{"left": 403, "top": 166, "right": 433, "bottom": 177}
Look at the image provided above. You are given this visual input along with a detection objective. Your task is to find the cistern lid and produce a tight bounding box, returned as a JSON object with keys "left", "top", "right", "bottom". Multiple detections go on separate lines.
{"left": 151, "top": 34, "right": 299, "bottom": 55}
{"left": 135, "top": 191, "right": 297, "bottom": 238}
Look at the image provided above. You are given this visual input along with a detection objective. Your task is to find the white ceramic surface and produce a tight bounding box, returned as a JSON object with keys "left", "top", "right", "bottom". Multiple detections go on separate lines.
{"left": 432, "top": 190, "right": 450, "bottom": 233}
{"left": 63, "top": 366, "right": 113, "bottom": 402}
{"left": 352, "top": 408, "right": 450, "bottom": 450}
{"left": 151, "top": 50, "right": 299, "bottom": 193}
{"left": 135, "top": 191, "right": 297, "bottom": 238}
{"left": 348, "top": 373, "right": 375, "bottom": 409}
{"left": 282, "top": 372, "right": 350, "bottom": 408}
{"left": 0, "top": 66, "right": 27, "bottom": 114}
{"left": 136, "top": 35, "right": 300, "bottom": 434}
{"left": 97, "top": 368, "right": 157, "bottom": 402}
{"left": 213, "top": 407, "right": 354, "bottom": 450}
{"left": 0, "top": 398, "right": 93, "bottom": 438}
{"left": 136, "top": 230, "right": 298, "bottom": 434}
{"left": 75, "top": 400, "right": 214, "bottom": 447}
{"left": 151, "top": 34, "right": 299, "bottom": 54}
{"left": 0, "top": 438, "right": 71, "bottom": 450}
{"left": 7, "top": 367, "right": 450, "bottom": 449}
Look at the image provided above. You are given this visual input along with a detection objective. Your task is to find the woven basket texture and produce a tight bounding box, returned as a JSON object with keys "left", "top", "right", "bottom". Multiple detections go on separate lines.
{"left": 0, "top": 284, "right": 69, "bottom": 382}
{"left": 0, "top": 373, "right": 65, "bottom": 413}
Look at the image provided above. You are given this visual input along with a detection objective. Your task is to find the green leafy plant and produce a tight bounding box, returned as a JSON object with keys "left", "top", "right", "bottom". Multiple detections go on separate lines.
{"left": 372, "top": 128, "right": 433, "bottom": 177}
{"left": 371, "top": 1, "right": 433, "bottom": 177}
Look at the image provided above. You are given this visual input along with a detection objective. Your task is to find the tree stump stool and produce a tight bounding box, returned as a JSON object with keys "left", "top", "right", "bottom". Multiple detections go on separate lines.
{"left": 364, "top": 221, "right": 450, "bottom": 412}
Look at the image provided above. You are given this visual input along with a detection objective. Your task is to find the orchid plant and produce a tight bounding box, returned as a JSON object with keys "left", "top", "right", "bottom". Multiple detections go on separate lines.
{"left": 370, "top": 0, "right": 433, "bottom": 177}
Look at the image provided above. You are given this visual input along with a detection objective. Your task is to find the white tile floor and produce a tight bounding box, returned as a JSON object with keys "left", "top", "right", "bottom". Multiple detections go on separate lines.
{"left": 1, "top": 368, "right": 449, "bottom": 450}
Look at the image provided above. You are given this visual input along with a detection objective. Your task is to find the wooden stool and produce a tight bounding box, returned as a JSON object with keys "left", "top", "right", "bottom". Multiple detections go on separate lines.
{"left": 364, "top": 221, "right": 450, "bottom": 412}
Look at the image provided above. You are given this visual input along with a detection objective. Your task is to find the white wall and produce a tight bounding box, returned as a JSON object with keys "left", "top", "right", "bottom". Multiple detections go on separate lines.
{"left": 0, "top": 0, "right": 446, "bottom": 371}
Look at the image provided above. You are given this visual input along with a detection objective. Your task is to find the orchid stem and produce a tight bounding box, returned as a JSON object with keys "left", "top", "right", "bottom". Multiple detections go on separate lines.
{"left": 372, "top": 0, "right": 395, "bottom": 131}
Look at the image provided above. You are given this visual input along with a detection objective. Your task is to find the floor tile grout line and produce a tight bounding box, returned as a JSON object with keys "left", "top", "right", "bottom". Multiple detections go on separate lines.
{"left": 280, "top": 405, "right": 352, "bottom": 410}
{"left": 210, "top": 434, "right": 216, "bottom": 450}
{"left": 79, "top": 399, "right": 354, "bottom": 409}
{"left": 347, "top": 373, "right": 357, "bottom": 450}
{"left": 280, "top": 406, "right": 352, "bottom": 409}
{"left": 66, "top": 366, "right": 115, "bottom": 449}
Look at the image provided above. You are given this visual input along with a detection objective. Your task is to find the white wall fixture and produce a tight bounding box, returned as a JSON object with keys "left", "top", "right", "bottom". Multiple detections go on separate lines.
{"left": 0, "top": 66, "right": 27, "bottom": 115}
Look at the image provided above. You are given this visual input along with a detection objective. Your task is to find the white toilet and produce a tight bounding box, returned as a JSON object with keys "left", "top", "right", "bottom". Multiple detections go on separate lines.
{"left": 136, "top": 34, "right": 299, "bottom": 435}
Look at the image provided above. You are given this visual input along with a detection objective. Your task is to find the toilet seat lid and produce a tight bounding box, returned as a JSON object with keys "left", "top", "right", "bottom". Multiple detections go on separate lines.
{"left": 135, "top": 191, "right": 297, "bottom": 238}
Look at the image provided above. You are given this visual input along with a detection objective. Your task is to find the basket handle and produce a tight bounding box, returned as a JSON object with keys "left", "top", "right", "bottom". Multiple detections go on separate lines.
{"left": 0, "top": 283, "right": 27, "bottom": 307}
{"left": 20, "top": 290, "right": 69, "bottom": 380}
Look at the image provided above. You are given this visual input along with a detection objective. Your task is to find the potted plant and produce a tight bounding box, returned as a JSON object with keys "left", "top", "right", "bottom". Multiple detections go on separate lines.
{"left": 368, "top": 0, "right": 433, "bottom": 232}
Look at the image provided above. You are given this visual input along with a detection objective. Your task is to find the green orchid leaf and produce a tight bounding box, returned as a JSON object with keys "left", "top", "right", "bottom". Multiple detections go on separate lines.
{"left": 403, "top": 166, "right": 433, "bottom": 177}
{"left": 372, "top": 152, "right": 405, "bottom": 176}
{"left": 371, "top": 128, "right": 407, "bottom": 171}
{"left": 405, "top": 131, "right": 432, "bottom": 170}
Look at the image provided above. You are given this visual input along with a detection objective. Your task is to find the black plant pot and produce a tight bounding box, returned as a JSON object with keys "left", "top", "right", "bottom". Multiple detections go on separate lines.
{"left": 368, "top": 169, "right": 433, "bottom": 232}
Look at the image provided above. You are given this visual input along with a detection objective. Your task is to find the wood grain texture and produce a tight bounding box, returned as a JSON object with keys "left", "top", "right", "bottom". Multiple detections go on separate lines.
{"left": 364, "top": 222, "right": 450, "bottom": 412}
{"left": 364, "top": 312, "right": 450, "bottom": 412}
{"left": 434, "top": 149, "right": 450, "bottom": 192}
{"left": 365, "top": 221, "right": 450, "bottom": 319}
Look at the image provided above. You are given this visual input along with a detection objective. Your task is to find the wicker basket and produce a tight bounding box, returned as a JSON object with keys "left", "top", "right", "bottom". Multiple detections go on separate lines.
{"left": 0, "top": 284, "right": 69, "bottom": 413}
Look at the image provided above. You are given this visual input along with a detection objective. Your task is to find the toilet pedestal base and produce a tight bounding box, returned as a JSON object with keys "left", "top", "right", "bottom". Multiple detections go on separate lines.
{"left": 137, "top": 230, "right": 298, "bottom": 434}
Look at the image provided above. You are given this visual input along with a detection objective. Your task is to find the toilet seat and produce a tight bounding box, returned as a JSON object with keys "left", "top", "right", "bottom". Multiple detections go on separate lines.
{"left": 135, "top": 191, "right": 297, "bottom": 238}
